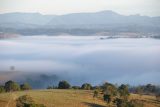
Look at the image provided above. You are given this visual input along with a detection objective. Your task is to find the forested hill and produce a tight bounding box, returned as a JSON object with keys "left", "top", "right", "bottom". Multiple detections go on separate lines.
{"left": 0, "top": 10, "right": 160, "bottom": 35}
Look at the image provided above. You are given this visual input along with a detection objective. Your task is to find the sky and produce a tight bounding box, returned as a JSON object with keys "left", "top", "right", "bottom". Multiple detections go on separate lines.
{"left": 0, "top": 0, "right": 160, "bottom": 16}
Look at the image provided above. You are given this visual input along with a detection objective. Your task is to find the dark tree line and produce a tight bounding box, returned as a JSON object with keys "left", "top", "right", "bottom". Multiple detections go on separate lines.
{"left": 0, "top": 80, "right": 32, "bottom": 93}
{"left": 129, "top": 84, "right": 160, "bottom": 95}
{"left": 47, "top": 80, "right": 92, "bottom": 90}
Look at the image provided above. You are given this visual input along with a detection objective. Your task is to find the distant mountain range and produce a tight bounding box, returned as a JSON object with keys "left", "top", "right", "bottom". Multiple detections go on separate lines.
{"left": 0, "top": 10, "right": 160, "bottom": 36}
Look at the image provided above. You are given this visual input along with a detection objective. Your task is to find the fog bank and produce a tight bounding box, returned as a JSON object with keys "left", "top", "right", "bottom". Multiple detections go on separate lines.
{"left": 0, "top": 36, "right": 160, "bottom": 86}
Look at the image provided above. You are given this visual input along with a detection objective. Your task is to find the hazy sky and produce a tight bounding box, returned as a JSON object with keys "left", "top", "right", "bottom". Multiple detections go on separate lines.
{"left": 0, "top": 0, "right": 160, "bottom": 16}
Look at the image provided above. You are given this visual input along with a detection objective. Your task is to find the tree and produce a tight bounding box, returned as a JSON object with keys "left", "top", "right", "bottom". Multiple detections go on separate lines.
{"left": 118, "top": 84, "right": 130, "bottom": 100}
{"left": 5, "top": 80, "right": 20, "bottom": 92}
{"left": 81, "top": 83, "right": 92, "bottom": 90}
{"left": 58, "top": 80, "right": 70, "bottom": 89}
{"left": 20, "top": 83, "right": 32, "bottom": 90}
{"left": 144, "top": 84, "right": 156, "bottom": 94}
{"left": 102, "top": 82, "right": 118, "bottom": 103}
{"left": 101, "top": 82, "right": 117, "bottom": 95}
{"left": 0, "top": 86, "right": 5, "bottom": 93}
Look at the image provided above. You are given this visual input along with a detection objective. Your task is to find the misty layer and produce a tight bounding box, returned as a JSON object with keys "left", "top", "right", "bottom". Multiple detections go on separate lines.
{"left": 0, "top": 36, "right": 160, "bottom": 86}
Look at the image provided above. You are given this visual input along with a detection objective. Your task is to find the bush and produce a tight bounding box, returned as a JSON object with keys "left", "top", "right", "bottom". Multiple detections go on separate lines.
{"left": 114, "top": 98, "right": 143, "bottom": 107}
{"left": 0, "top": 86, "right": 5, "bottom": 93}
{"left": 5, "top": 80, "right": 20, "bottom": 92}
{"left": 20, "top": 83, "right": 32, "bottom": 90}
{"left": 47, "top": 86, "right": 53, "bottom": 89}
{"left": 23, "top": 103, "right": 46, "bottom": 107}
{"left": 93, "top": 90, "right": 98, "bottom": 98}
{"left": 92, "top": 86, "right": 101, "bottom": 90}
{"left": 81, "top": 83, "right": 92, "bottom": 90}
{"left": 16, "top": 95, "right": 45, "bottom": 107}
{"left": 114, "top": 98, "right": 127, "bottom": 107}
{"left": 16, "top": 95, "right": 34, "bottom": 107}
{"left": 129, "top": 100, "right": 144, "bottom": 107}
{"left": 58, "top": 80, "right": 70, "bottom": 89}
{"left": 103, "top": 94, "right": 112, "bottom": 103}
{"left": 156, "top": 93, "right": 160, "bottom": 101}
{"left": 135, "top": 87, "right": 143, "bottom": 96}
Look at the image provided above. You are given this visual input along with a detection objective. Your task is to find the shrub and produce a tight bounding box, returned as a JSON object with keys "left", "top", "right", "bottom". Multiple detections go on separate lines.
{"left": 92, "top": 86, "right": 101, "bottom": 90}
{"left": 0, "top": 86, "right": 5, "bottom": 93}
{"left": 23, "top": 103, "right": 46, "bottom": 107}
{"left": 93, "top": 90, "right": 98, "bottom": 98}
{"left": 114, "top": 98, "right": 143, "bottom": 107}
{"left": 129, "top": 100, "right": 144, "bottom": 107}
{"left": 135, "top": 87, "right": 143, "bottom": 96}
{"left": 114, "top": 98, "right": 127, "bottom": 107}
{"left": 72, "top": 86, "right": 80, "bottom": 89}
{"left": 16, "top": 95, "right": 34, "bottom": 107}
{"left": 20, "top": 83, "right": 32, "bottom": 90}
{"left": 103, "top": 94, "right": 112, "bottom": 103}
{"left": 16, "top": 95, "right": 45, "bottom": 107}
{"left": 156, "top": 93, "right": 160, "bottom": 101}
{"left": 58, "top": 80, "right": 70, "bottom": 89}
{"left": 118, "top": 84, "right": 130, "bottom": 100}
{"left": 47, "top": 86, "right": 53, "bottom": 89}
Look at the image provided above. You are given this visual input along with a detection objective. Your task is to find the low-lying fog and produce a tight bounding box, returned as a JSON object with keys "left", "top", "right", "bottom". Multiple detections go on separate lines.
{"left": 0, "top": 36, "right": 160, "bottom": 87}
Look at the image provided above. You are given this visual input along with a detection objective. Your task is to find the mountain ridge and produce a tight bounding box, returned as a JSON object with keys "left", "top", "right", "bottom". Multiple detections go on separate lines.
{"left": 0, "top": 10, "right": 160, "bottom": 35}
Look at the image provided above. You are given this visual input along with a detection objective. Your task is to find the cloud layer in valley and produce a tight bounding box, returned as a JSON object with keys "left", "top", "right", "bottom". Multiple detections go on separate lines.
{"left": 0, "top": 36, "right": 160, "bottom": 85}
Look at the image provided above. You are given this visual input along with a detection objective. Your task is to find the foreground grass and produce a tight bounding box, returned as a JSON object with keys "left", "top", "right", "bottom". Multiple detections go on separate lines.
{"left": 0, "top": 89, "right": 159, "bottom": 107}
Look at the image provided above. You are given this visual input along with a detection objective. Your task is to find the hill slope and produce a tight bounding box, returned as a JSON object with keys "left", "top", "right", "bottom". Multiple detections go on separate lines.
{"left": 0, "top": 89, "right": 159, "bottom": 107}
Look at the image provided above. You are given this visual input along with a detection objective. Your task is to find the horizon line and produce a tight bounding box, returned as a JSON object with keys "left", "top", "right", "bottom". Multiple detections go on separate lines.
{"left": 0, "top": 10, "right": 159, "bottom": 17}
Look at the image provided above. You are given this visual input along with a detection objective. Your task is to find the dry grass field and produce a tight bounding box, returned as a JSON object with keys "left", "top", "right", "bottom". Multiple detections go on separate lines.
{"left": 0, "top": 89, "right": 159, "bottom": 107}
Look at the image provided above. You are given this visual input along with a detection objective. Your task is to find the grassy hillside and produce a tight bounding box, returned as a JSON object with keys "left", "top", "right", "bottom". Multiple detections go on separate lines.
{"left": 0, "top": 89, "right": 159, "bottom": 107}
